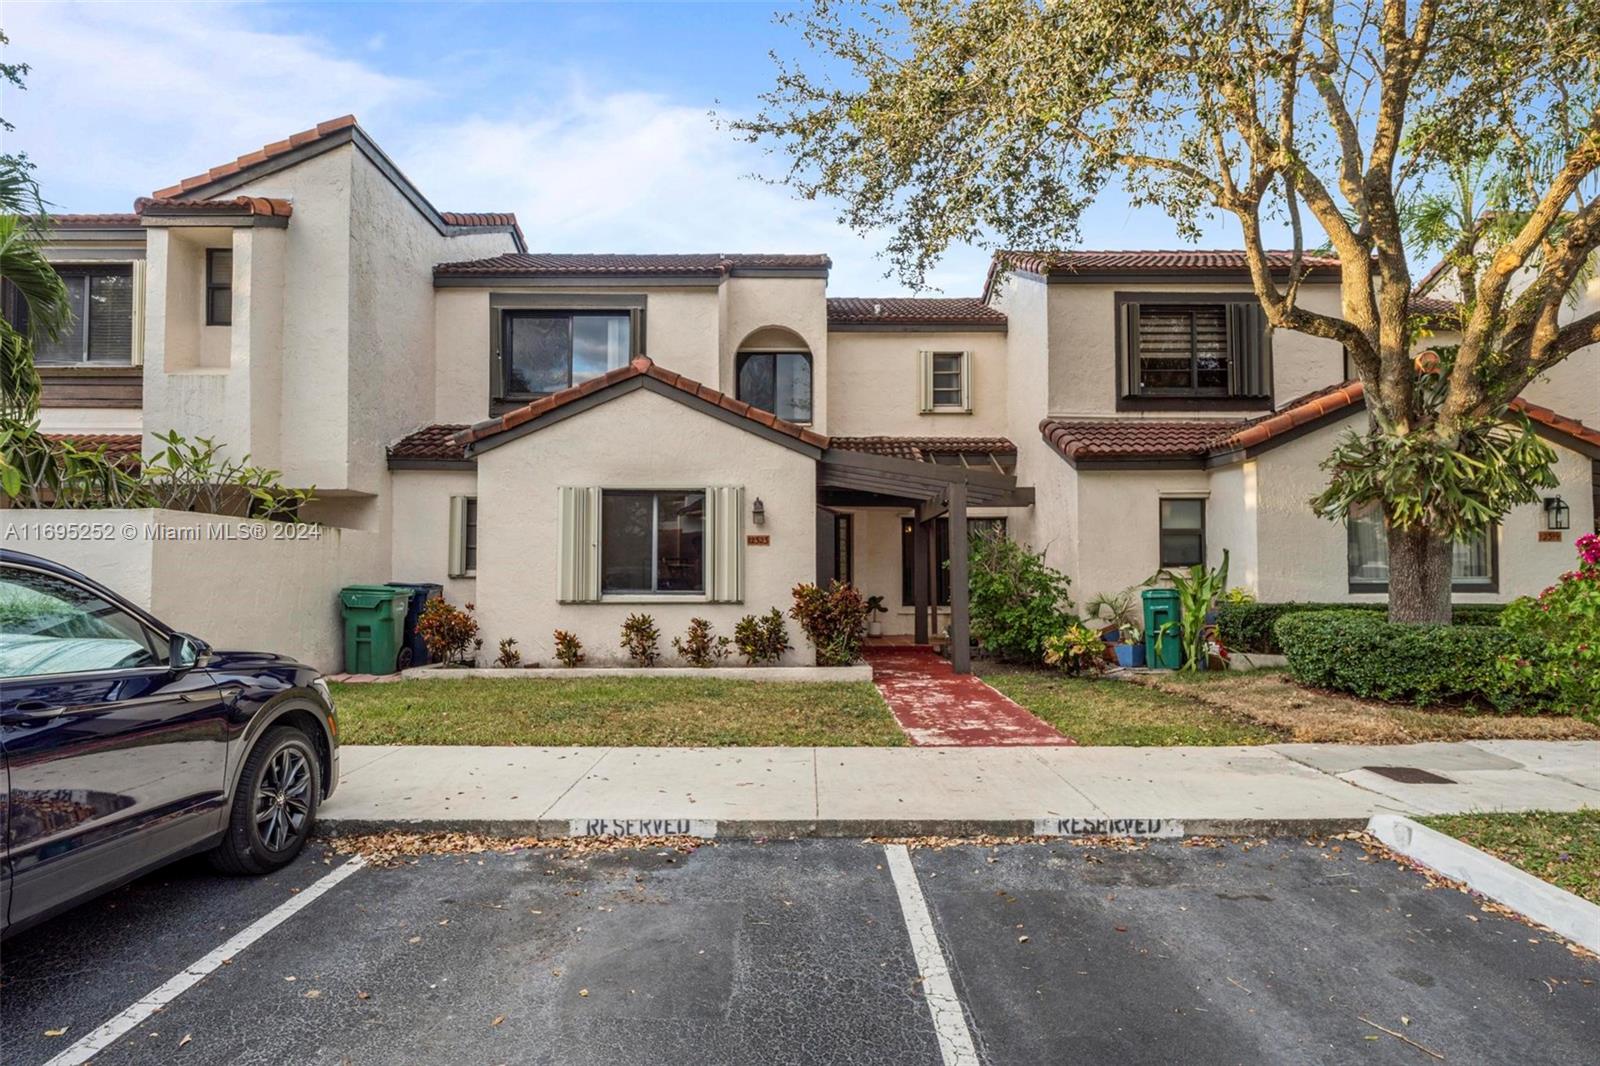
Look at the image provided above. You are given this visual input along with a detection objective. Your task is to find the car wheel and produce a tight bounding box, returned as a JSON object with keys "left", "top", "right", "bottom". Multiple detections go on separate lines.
{"left": 209, "top": 725, "right": 322, "bottom": 875}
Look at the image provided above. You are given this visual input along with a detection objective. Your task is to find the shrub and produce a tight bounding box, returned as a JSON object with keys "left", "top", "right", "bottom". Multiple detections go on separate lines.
{"left": 553, "top": 629, "right": 585, "bottom": 668}
{"left": 620, "top": 613, "right": 662, "bottom": 667}
{"left": 1042, "top": 622, "right": 1107, "bottom": 675}
{"left": 1494, "top": 535, "right": 1600, "bottom": 719}
{"left": 789, "top": 581, "right": 869, "bottom": 666}
{"left": 673, "top": 617, "right": 732, "bottom": 667}
{"left": 1274, "top": 610, "right": 1525, "bottom": 707}
{"left": 1151, "top": 550, "right": 1229, "bottom": 671}
{"left": 1218, "top": 600, "right": 1509, "bottom": 653}
{"left": 495, "top": 637, "right": 522, "bottom": 668}
{"left": 733, "top": 608, "right": 792, "bottom": 665}
{"left": 968, "top": 536, "right": 1075, "bottom": 662}
{"left": 418, "top": 599, "right": 479, "bottom": 666}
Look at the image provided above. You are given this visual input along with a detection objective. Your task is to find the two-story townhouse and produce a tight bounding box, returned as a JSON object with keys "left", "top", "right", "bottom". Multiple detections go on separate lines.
{"left": 28, "top": 116, "right": 1600, "bottom": 671}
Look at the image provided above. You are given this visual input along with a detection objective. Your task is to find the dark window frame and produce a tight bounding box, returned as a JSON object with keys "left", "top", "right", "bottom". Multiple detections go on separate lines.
{"left": 497, "top": 309, "right": 639, "bottom": 402}
{"left": 205, "top": 249, "right": 232, "bottom": 326}
{"left": 599, "top": 488, "right": 707, "bottom": 597}
{"left": 1158, "top": 497, "right": 1207, "bottom": 569}
{"left": 1346, "top": 507, "right": 1500, "bottom": 594}
{"left": 901, "top": 516, "right": 1006, "bottom": 606}
{"left": 11, "top": 264, "right": 136, "bottom": 365}
{"left": 735, "top": 349, "right": 814, "bottom": 424}
{"left": 833, "top": 512, "right": 853, "bottom": 585}
{"left": 1114, "top": 291, "right": 1273, "bottom": 411}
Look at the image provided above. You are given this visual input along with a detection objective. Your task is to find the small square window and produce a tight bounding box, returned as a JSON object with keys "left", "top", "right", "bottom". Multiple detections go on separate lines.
{"left": 1159, "top": 498, "right": 1206, "bottom": 568}
{"left": 206, "top": 249, "right": 233, "bottom": 326}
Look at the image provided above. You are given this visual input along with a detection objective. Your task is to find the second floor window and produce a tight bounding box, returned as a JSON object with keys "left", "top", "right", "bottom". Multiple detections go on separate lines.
{"left": 502, "top": 311, "right": 631, "bottom": 398}
{"left": 920, "top": 350, "right": 971, "bottom": 413}
{"left": 206, "top": 249, "right": 232, "bottom": 326}
{"left": 737, "top": 350, "right": 812, "bottom": 423}
{"left": 1119, "top": 297, "right": 1270, "bottom": 402}
{"left": 18, "top": 266, "right": 134, "bottom": 364}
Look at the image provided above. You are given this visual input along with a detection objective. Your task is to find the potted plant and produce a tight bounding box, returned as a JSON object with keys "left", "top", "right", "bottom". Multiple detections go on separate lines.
{"left": 1113, "top": 623, "right": 1145, "bottom": 668}
{"left": 865, "top": 595, "right": 888, "bottom": 637}
{"left": 1085, "top": 588, "right": 1138, "bottom": 644}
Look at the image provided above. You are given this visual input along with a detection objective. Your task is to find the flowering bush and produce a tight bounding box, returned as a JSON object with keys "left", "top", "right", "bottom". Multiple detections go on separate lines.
{"left": 1496, "top": 535, "right": 1600, "bottom": 719}
{"left": 417, "top": 599, "right": 479, "bottom": 665}
{"left": 1042, "top": 622, "right": 1107, "bottom": 675}
{"left": 790, "top": 581, "right": 869, "bottom": 666}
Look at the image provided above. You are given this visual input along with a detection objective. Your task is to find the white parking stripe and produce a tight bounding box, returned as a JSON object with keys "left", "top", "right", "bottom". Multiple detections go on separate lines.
{"left": 883, "top": 844, "right": 980, "bottom": 1066}
{"left": 43, "top": 855, "right": 367, "bottom": 1066}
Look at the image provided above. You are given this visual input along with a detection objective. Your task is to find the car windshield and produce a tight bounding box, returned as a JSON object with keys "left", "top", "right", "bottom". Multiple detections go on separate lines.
{"left": 0, "top": 566, "right": 161, "bottom": 678}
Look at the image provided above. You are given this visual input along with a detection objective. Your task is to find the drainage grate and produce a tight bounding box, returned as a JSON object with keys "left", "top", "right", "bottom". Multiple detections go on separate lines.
{"left": 1363, "top": 766, "right": 1457, "bottom": 785}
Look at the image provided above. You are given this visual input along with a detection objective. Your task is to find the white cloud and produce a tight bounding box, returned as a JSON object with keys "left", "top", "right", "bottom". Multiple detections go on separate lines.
{"left": 3, "top": 2, "right": 987, "bottom": 294}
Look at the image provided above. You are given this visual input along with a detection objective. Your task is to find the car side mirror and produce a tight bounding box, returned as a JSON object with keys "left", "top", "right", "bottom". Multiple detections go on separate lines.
{"left": 169, "top": 633, "right": 206, "bottom": 672}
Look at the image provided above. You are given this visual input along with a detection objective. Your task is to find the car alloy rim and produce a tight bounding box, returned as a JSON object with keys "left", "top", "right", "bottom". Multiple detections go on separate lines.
{"left": 254, "top": 746, "right": 312, "bottom": 851}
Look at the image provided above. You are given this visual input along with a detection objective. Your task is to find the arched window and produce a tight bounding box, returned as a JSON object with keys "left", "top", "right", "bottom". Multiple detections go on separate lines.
{"left": 736, "top": 350, "right": 813, "bottom": 424}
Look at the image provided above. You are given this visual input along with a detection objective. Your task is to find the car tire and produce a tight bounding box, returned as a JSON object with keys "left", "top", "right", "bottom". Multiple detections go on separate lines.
{"left": 209, "top": 725, "right": 322, "bottom": 875}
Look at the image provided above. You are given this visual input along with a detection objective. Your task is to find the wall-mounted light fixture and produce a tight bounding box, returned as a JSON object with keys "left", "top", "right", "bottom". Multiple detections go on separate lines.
{"left": 1544, "top": 496, "right": 1570, "bottom": 531}
{"left": 752, "top": 497, "right": 766, "bottom": 527}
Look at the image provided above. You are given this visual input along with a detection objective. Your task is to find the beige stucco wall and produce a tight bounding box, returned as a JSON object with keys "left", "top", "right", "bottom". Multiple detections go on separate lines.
{"left": 389, "top": 466, "right": 479, "bottom": 604}
{"left": 1070, "top": 468, "right": 1213, "bottom": 607}
{"left": 1249, "top": 409, "right": 1595, "bottom": 602}
{"left": 473, "top": 388, "right": 819, "bottom": 666}
{"left": 1043, "top": 280, "right": 1347, "bottom": 417}
{"left": 720, "top": 276, "right": 830, "bottom": 432}
{"left": 825, "top": 330, "right": 1010, "bottom": 437}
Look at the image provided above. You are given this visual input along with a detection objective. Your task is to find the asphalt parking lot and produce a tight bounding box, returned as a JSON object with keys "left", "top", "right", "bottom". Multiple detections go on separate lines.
{"left": 3, "top": 837, "right": 1596, "bottom": 1065}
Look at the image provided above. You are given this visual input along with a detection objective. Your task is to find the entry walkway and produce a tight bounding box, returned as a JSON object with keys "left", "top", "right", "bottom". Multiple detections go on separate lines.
{"left": 864, "top": 645, "right": 1074, "bottom": 746}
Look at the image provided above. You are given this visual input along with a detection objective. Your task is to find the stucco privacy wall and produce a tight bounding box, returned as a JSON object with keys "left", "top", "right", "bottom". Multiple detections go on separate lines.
{"left": 473, "top": 388, "right": 818, "bottom": 666}
{"left": 826, "top": 330, "right": 1011, "bottom": 437}
{"left": 1044, "top": 281, "right": 1347, "bottom": 416}
{"left": 1251, "top": 410, "right": 1596, "bottom": 602}
{"left": 4, "top": 510, "right": 385, "bottom": 673}
{"left": 390, "top": 466, "right": 478, "bottom": 604}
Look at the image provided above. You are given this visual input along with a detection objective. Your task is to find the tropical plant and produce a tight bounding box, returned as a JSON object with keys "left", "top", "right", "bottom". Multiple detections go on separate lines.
{"left": 620, "top": 613, "right": 662, "bottom": 667}
{"left": 733, "top": 608, "right": 792, "bottom": 665}
{"left": 1151, "top": 551, "right": 1231, "bottom": 672}
{"left": 495, "top": 638, "right": 522, "bottom": 669}
{"left": 418, "top": 599, "right": 479, "bottom": 666}
{"left": 1494, "top": 535, "right": 1600, "bottom": 718}
{"left": 553, "top": 629, "right": 585, "bottom": 668}
{"left": 673, "top": 617, "right": 733, "bottom": 668}
{"left": 1084, "top": 588, "right": 1139, "bottom": 632}
{"left": 737, "top": 0, "right": 1600, "bottom": 623}
{"left": 1042, "top": 623, "right": 1107, "bottom": 675}
{"left": 967, "top": 535, "right": 1075, "bottom": 662}
{"left": 789, "top": 580, "right": 870, "bottom": 666}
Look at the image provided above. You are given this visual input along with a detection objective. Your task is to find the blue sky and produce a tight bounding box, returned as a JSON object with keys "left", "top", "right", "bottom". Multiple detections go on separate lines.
{"left": 5, "top": 1, "right": 1276, "bottom": 295}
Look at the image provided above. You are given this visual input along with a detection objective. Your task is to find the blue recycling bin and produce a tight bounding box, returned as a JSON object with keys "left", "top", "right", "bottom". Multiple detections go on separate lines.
{"left": 386, "top": 582, "right": 443, "bottom": 668}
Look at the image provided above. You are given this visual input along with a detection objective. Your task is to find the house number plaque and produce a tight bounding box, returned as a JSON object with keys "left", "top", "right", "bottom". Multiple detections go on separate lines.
{"left": 747, "top": 534, "right": 771, "bottom": 546}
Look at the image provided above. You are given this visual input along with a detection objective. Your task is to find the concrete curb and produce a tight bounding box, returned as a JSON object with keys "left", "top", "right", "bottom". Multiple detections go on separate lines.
{"left": 318, "top": 815, "right": 1366, "bottom": 841}
{"left": 1367, "top": 814, "right": 1600, "bottom": 953}
{"left": 398, "top": 664, "right": 875, "bottom": 683}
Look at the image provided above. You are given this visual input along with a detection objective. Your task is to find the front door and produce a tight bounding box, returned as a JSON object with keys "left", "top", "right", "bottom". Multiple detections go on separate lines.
{"left": 0, "top": 563, "right": 230, "bottom": 929}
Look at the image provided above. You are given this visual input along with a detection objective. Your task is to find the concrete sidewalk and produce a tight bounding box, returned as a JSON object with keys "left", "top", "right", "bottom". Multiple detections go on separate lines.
{"left": 319, "top": 739, "right": 1600, "bottom": 838}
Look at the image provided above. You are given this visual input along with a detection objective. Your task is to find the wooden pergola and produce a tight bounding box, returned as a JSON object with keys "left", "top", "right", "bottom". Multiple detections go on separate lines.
{"left": 817, "top": 448, "right": 1034, "bottom": 673}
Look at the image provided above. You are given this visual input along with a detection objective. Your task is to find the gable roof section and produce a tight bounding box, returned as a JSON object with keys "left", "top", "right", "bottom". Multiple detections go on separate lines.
{"left": 388, "top": 423, "right": 471, "bottom": 467}
{"left": 434, "top": 252, "right": 830, "bottom": 285}
{"left": 1042, "top": 379, "right": 1600, "bottom": 468}
{"left": 458, "top": 356, "right": 829, "bottom": 457}
{"left": 136, "top": 195, "right": 294, "bottom": 227}
{"left": 984, "top": 248, "right": 1343, "bottom": 301}
{"left": 827, "top": 297, "right": 1006, "bottom": 331}
{"left": 146, "top": 115, "right": 525, "bottom": 251}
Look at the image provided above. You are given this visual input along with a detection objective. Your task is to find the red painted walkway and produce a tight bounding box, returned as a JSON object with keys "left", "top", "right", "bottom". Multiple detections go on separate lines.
{"left": 863, "top": 646, "right": 1076, "bottom": 746}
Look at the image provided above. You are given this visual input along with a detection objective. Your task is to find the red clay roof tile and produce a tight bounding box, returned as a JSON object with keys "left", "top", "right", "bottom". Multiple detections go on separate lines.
{"left": 387, "top": 424, "right": 471, "bottom": 462}
{"left": 434, "top": 253, "right": 831, "bottom": 279}
{"left": 48, "top": 213, "right": 143, "bottom": 228}
{"left": 827, "top": 297, "right": 1006, "bottom": 328}
{"left": 137, "top": 195, "right": 294, "bottom": 219}
{"left": 830, "top": 436, "right": 1018, "bottom": 461}
{"left": 983, "top": 248, "right": 1344, "bottom": 301}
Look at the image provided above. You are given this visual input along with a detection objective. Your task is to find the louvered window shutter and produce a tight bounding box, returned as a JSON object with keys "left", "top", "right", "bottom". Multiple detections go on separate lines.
{"left": 1227, "top": 302, "right": 1271, "bottom": 398}
{"left": 448, "top": 496, "right": 468, "bottom": 578}
{"left": 558, "top": 486, "right": 600, "bottom": 602}
{"left": 706, "top": 486, "right": 745, "bottom": 603}
{"left": 130, "top": 260, "right": 147, "bottom": 366}
{"left": 959, "top": 350, "right": 973, "bottom": 412}
{"left": 918, "top": 350, "right": 934, "bottom": 412}
{"left": 1121, "top": 302, "right": 1141, "bottom": 396}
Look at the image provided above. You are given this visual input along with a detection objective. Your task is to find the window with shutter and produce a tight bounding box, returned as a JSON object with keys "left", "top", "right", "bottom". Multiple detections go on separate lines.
{"left": 1119, "top": 296, "right": 1271, "bottom": 403}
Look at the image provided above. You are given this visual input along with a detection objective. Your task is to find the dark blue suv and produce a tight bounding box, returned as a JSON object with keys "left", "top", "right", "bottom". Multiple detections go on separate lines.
{"left": 0, "top": 550, "right": 339, "bottom": 936}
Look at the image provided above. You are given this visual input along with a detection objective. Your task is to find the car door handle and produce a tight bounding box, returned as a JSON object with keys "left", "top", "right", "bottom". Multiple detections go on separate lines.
{"left": 184, "top": 685, "right": 243, "bottom": 703}
{"left": 1, "top": 701, "right": 64, "bottom": 724}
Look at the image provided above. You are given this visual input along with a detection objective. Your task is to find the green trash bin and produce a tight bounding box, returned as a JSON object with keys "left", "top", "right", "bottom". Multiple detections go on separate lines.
{"left": 1142, "top": 588, "right": 1183, "bottom": 670}
{"left": 340, "top": 584, "right": 413, "bottom": 674}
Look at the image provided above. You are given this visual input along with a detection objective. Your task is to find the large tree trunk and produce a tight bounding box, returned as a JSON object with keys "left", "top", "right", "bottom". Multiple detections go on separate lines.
{"left": 1385, "top": 519, "right": 1454, "bottom": 624}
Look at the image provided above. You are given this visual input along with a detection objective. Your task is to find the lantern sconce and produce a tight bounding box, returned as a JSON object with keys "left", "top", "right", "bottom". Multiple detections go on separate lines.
{"left": 752, "top": 497, "right": 766, "bottom": 527}
{"left": 1544, "top": 496, "right": 1570, "bottom": 531}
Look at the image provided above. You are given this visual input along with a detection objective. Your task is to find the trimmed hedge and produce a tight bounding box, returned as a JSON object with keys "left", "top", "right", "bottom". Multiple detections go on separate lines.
{"left": 1273, "top": 610, "right": 1527, "bottom": 707}
{"left": 1219, "top": 600, "right": 1506, "bottom": 654}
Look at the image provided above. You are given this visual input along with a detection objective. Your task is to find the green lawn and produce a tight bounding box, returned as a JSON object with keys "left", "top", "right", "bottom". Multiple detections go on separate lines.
{"left": 1419, "top": 810, "right": 1600, "bottom": 904}
{"left": 330, "top": 677, "right": 905, "bottom": 747}
{"left": 978, "top": 664, "right": 1280, "bottom": 746}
